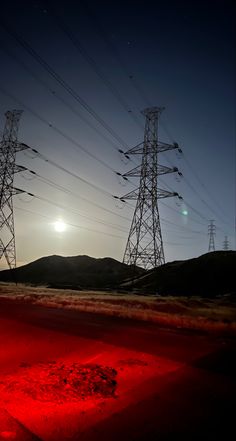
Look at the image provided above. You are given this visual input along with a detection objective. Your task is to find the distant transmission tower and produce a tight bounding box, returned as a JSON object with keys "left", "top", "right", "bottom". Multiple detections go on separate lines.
{"left": 223, "top": 236, "right": 229, "bottom": 250}
{"left": 0, "top": 110, "right": 29, "bottom": 270}
{"left": 120, "top": 107, "right": 182, "bottom": 269}
{"left": 208, "top": 220, "right": 216, "bottom": 252}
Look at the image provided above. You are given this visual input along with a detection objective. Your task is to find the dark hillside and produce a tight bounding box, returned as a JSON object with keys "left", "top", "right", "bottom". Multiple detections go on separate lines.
{"left": 1, "top": 251, "right": 235, "bottom": 296}
{"left": 0, "top": 255, "right": 144, "bottom": 289}
{"left": 121, "top": 251, "right": 236, "bottom": 297}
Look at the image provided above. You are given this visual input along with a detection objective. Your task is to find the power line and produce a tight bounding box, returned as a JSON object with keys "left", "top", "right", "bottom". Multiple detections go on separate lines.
{"left": 79, "top": 3, "right": 180, "bottom": 147}
{"left": 182, "top": 152, "right": 232, "bottom": 226}
{"left": 40, "top": 2, "right": 144, "bottom": 131}
{"left": 0, "top": 9, "right": 232, "bottom": 241}
{"left": 183, "top": 200, "right": 209, "bottom": 222}
{"left": 26, "top": 147, "right": 113, "bottom": 198}
{"left": 18, "top": 189, "right": 129, "bottom": 234}
{"left": 0, "top": 94, "right": 139, "bottom": 216}
{"left": 79, "top": 0, "right": 153, "bottom": 110}
{"left": 159, "top": 153, "right": 230, "bottom": 229}
{"left": 20, "top": 165, "right": 207, "bottom": 240}
{"left": 0, "top": 42, "right": 122, "bottom": 151}
{"left": 159, "top": 200, "right": 207, "bottom": 227}
{"left": 0, "top": 84, "right": 118, "bottom": 174}
{"left": 0, "top": 86, "right": 141, "bottom": 198}
{"left": 2, "top": 44, "right": 225, "bottom": 234}
{"left": 0, "top": 89, "right": 211, "bottom": 233}
{"left": 0, "top": 88, "right": 136, "bottom": 206}
{"left": 158, "top": 177, "right": 212, "bottom": 226}
{"left": 124, "top": 196, "right": 206, "bottom": 230}
{"left": 15, "top": 206, "right": 126, "bottom": 240}
{"left": 0, "top": 19, "right": 129, "bottom": 149}
{"left": 22, "top": 168, "right": 132, "bottom": 222}
{"left": 18, "top": 170, "right": 206, "bottom": 243}
{"left": 160, "top": 160, "right": 231, "bottom": 232}
{"left": 182, "top": 174, "right": 231, "bottom": 229}
{"left": 15, "top": 205, "right": 202, "bottom": 247}
{"left": 160, "top": 217, "right": 205, "bottom": 235}
{"left": 1, "top": 117, "right": 113, "bottom": 200}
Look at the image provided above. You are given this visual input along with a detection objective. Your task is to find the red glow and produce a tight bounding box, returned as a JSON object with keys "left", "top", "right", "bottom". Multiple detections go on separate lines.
{"left": 0, "top": 431, "right": 17, "bottom": 439}
{"left": 0, "top": 307, "right": 185, "bottom": 440}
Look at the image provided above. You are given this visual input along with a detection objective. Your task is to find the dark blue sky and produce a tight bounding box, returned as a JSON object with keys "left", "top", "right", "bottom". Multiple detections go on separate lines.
{"left": 0, "top": 0, "right": 235, "bottom": 267}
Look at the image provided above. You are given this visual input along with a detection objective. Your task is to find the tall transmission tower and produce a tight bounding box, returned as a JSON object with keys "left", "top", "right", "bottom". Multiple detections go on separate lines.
{"left": 0, "top": 110, "right": 29, "bottom": 270}
{"left": 208, "top": 220, "right": 216, "bottom": 252}
{"left": 120, "top": 107, "right": 182, "bottom": 269}
{"left": 223, "top": 236, "right": 229, "bottom": 250}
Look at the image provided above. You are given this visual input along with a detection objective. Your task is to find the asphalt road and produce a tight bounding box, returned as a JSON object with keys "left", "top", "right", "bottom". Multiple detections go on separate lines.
{"left": 0, "top": 299, "right": 235, "bottom": 441}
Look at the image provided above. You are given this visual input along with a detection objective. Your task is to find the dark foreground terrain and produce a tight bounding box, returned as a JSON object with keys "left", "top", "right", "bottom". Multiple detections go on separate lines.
{"left": 0, "top": 298, "right": 235, "bottom": 440}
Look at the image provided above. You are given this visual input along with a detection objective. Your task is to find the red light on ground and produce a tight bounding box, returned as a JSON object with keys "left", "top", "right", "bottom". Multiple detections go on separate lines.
{"left": 0, "top": 431, "right": 17, "bottom": 439}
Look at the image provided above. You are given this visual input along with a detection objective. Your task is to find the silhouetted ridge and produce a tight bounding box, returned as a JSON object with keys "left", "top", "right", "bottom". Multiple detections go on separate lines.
{"left": 1, "top": 251, "right": 235, "bottom": 296}
{"left": 121, "top": 251, "right": 236, "bottom": 296}
{"left": 0, "top": 255, "right": 143, "bottom": 289}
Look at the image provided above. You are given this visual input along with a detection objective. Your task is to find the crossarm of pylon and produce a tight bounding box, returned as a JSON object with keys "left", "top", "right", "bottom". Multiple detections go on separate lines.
{"left": 120, "top": 187, "right": 181, "bottom": 200}
{"left": 156, "top": 141, "right": 180, "bottom": 153}
{"left": 122, "top": 164, "right": 179, "bottom": 178}
{"left": 13, "top": 165, "right": 27, "bottom": 174}
{"left": 119, "top": 188, "right": 140, "bottom": 200}
{"left": 123, "top": 141, "right": 180, "bottom": 156}
{"left": 157, "top": 164, "right": 179, "bottom": 175}
{"left": 15, "top": 142, "right": 31, "bottom": 152}
{"left": 12, "top": 187, "right": 26, "bottom": 195}
{"left": 157, "top": 188, "right": 181, "bottom": 199}
{"left": 0, "top": 142, "right": 29, "bottom": 153}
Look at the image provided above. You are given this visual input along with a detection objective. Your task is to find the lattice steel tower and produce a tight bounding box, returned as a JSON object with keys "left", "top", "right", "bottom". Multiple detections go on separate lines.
{"left": 120, "top": 107, "right": 182, "bottom": 269}
{"left": 0, "top": 110, "right": 28, "bottom": 270}
{"left": 208, "top": 220, "right": 216, "bottom": 252}
{"left": 223, "top": 236, "right": 229, "bottom": 250}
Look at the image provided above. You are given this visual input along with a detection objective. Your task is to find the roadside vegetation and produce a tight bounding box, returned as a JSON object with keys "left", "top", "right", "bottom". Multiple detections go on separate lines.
{"left": 1, "top": 283, "right": 235, "bottom": 336}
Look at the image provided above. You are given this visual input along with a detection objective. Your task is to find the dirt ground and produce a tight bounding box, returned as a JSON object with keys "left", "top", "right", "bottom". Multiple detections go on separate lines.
{"left": 0, "top": 298, "right": 235, "bottom": 440}
{"left": 0, "top": 311, "right": 181, "bottom": 440}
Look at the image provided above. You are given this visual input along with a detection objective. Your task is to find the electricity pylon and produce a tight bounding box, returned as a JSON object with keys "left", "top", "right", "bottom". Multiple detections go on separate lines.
{"left": 0, "top": 110, "right": 29, "bottom": 270}
{"left": 119, "top": 107, "right": 182, "bottom": 269}
{"left": 208, "top": 220, "right": 216, "bottom": 252}
{"left": 223, "top": 236, "right": 229, "bottom": 250}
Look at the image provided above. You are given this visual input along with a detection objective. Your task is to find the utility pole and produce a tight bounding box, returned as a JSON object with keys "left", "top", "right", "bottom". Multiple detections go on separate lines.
{"left": 223, "top": 236, "right": 229, "bottom": 251}
{"left": 119, "top": 107, "right": 182, "bottom": 269}
{"left": 208, "top": 220, "right": 216, "bottom": 252}
{"left": 0, "top": 110, "right": 29, "bottom": 270}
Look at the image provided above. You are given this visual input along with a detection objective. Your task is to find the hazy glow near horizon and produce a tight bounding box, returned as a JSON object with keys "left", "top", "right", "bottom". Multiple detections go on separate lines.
{"left": 54, "top": 220, "right": 66, "bottom": 233}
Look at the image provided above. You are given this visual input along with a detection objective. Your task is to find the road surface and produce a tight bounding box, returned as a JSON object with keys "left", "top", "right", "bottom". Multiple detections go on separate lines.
{"left": 0, "top": 299, "right": 235, "bottom": 440}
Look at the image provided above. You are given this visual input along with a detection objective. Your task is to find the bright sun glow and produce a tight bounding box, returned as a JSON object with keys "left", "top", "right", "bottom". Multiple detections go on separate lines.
{"left": 54, "top": 220, "right": 66, "bottom": 232}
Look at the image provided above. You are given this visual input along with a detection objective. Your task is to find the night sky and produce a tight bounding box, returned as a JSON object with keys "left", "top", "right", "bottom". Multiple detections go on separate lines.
{"left": 0, "top": 0, "right": 235, "bottom": 269}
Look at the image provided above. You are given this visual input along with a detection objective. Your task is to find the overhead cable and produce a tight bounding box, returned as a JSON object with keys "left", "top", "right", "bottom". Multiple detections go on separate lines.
{"left": 0, "top": 19, "right": 129, "bottom": 149}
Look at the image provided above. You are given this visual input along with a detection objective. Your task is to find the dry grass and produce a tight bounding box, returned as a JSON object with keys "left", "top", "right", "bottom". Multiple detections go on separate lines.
{"left": 0, "top": 283, "right": 235, "bottom": 336}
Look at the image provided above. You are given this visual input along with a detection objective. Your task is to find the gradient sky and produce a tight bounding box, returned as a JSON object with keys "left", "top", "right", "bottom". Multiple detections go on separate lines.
{"left": 0, "top": 0, "right": 235, "bottom": 269}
